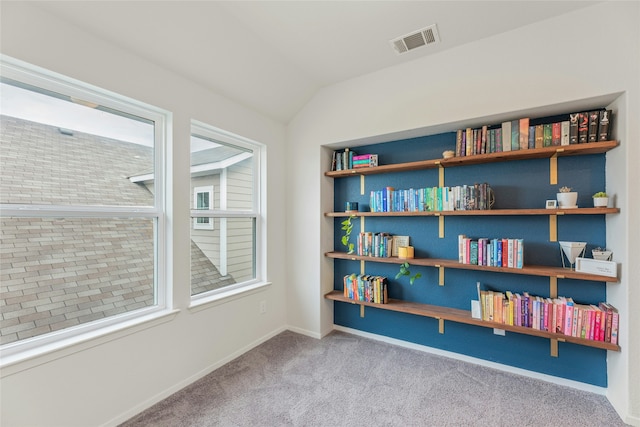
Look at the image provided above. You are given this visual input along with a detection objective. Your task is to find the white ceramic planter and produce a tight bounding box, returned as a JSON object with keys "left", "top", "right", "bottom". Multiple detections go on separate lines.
{"left": 593, "top": 197, "right": 608, "bottom": 207}
{"left": 557, "top": 192, "right": 578, "bottom": 208}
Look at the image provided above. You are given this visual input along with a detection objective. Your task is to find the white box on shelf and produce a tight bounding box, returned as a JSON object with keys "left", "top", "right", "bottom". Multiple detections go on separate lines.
{"left": 575, "top": 257, "right": 617, "bottom": 278}
{"left": 471, "top": 300, "right": 481, "bottom": 319}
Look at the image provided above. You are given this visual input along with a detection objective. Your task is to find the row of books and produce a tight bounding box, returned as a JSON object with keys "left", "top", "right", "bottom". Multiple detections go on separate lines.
{"left": 356, "top": 233, "right": 409, "bottom": 258}
{"left": 477, "top": 284, "right": 619, "bottom": 344}
{"left": 369, "top": 183, "right": 493, "bottom": 213}
{"left": 454, "top": 109, "right": 613, "bottom": 157}
{"left": 330, "top": 148, "right": 379, "bottom": 171}
{"left": 459, "top": 235, "right": 523, "bottom": 268}
{"left": 343, "top": 274, "right": 389, "bottom": 304}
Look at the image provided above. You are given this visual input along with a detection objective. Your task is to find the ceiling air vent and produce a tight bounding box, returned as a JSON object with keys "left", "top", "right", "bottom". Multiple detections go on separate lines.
{"left": 390, "top": 24, "right": 440, "bottom": 54}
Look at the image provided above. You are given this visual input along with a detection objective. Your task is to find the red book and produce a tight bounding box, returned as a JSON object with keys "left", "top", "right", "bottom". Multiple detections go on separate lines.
{"left": 502, "top": 238, "right": 508, "bottom": 267}
{"left": 552, "top": 122, "right": 561, "bottom": 146}
{"left": 594, "top": 308, "right": 603, "bottom": 341}
{"left": 599, "top": 309, "right": 607, "bottom": 341}
{"left": 555, "top": 299, "right": 565, "bottom": 334}
{"left": 600, "top": 302, "right": 614, "bottom": 343}
{"left": 519, "top": 118, "right": 529, "bottom": 150}
{"left": 589, "top": 304, "right": 599, "bottom": 340}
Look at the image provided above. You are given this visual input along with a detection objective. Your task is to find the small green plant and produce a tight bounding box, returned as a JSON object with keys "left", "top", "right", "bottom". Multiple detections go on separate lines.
{"left": 559, "top": 186, "right": 573, "bottom": 193}
{"left": 395, "top": 262, "right": 422, "bottom": 285}
{"left": 593, "top": 191, "right": 607, "bottom": 198}
{"left": 340, "top": 215, "right": 356, "bottom": 254}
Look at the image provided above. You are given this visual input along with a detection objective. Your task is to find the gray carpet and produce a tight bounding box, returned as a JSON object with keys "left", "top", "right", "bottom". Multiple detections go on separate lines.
{"left": 120, "top": 330, "right": 626, "bottom": 426}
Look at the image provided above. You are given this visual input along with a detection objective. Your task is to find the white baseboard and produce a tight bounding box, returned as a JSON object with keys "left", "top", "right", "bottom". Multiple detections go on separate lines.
{"left": 285, "top": 324, "right": 322, "bottom": 339}
{"left": 102, "top": 325, "right": 288, "bottom": 427}
{"left": 624, "top": 413, "right": 640, "bottom": 427}
{"left": 332, "top": 325, "right": 608, "bottom": 395}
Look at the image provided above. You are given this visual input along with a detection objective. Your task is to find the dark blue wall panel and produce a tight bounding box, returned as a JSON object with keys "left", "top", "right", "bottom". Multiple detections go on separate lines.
{"left": 332, "top": 125, "right": 610, "bottom": 387}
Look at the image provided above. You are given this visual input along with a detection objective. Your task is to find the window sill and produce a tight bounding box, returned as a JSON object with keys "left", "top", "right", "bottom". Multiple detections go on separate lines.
{"left": 0, "top": 308, "right": 180, "bottom": 377}
{"left": 189, "top": 281, "right": 272, "bottom": 313}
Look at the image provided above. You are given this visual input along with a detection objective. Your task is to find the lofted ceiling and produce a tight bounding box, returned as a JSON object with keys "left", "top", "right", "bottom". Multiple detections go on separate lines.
{"left": 33, "top": 1, "right": 599, "bottom": 124}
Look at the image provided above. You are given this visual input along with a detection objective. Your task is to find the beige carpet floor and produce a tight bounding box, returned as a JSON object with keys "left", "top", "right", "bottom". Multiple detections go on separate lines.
{"left": 121, "top": 330, "right": 626, "bottom": 426}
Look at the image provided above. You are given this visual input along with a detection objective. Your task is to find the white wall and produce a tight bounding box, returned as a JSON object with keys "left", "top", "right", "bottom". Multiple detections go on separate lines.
{"left": 0, "top": 3, "right": 288, "bottom": 426}
{"left": 287, "top": 2, "right": 639, "bottom": 424}
{"left": 1, "top": 1, "right": 638, "bottom": 426}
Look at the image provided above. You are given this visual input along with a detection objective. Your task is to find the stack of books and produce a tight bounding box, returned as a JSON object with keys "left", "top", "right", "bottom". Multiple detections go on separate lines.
{"left": 330, "top": 149, "right": 378, "bottom": 171}
{"left": 459, "top": 235, "right": 523, "bottom": 268}
{"left": 352, "top": 153, "right": 378, "bottom": 168}
{"left": 476, "top": 284, "right": 619, "bottom": 344}
{"left": 357, "top": 232, "right": 393, "bottom": 257}
{"left": 453, "top": 109, "right": 613, "bottom": 157}
{"left": 343, "top": 274, "right": 388, "bottom": 304}
{"left": 370, "top": 183, "right": 493, "bottom": 213}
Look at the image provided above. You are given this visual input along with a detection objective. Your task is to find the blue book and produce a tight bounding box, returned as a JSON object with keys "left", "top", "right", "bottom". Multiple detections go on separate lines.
{"left": 528, "top": 125, "right": 536, "bottom": 149}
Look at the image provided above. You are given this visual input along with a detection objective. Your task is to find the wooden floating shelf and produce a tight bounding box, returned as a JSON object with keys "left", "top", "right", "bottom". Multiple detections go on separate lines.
{"left": 325, "top": 290, "right": 620, "bottom": 352}
{"left": 325, "top": 140, "right": 619, "bottom": 178}
{"left": 325, "top": 207, "right": 620, "bottom": 217}
{"left": 325, "top": 251, "right": 619, "bottom": 283}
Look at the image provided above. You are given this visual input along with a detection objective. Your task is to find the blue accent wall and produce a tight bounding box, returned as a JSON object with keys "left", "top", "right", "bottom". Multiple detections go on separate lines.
{"left": 332, "top": 122, "right": 610, "bottom": 386}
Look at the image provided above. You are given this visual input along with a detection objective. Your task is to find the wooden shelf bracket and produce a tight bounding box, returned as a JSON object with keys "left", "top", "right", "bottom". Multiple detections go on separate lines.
{"left": 550, "top": 338, "right": 559, "bottom": 357}
{"left": 360, "top": 174, "right": 365, "bottom": 195}
{"left": 549, "top": 276, "right": 558, "bottom": 299}
{"left": 438, "top": 215, "right": 444, "bottom": 238}
{"left": 438, "top": 318, "right": 445, "bottom": 334}
{"left": 438, "top": 265, "right": 445, "bottom": 286}
{"left": 549, "top": 214, "right": 558, "bottom": 242}
{"left": 550, "top": 153, "right": 558, "bottom": 185}
{"left": 360, "top": 304, "right": 365, "bottom": 318}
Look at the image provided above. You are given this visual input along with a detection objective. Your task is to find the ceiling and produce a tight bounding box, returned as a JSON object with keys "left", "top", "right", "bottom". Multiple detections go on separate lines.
{"left": 33, "top": 1, "right": 599, "bottom": 124}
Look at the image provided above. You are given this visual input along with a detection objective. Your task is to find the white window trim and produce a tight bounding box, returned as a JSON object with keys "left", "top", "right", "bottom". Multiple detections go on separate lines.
{"left": 193, "top": 185, "right": 214, "bottom": 230}
{"left": 0, "top": 55, "right": 172, "bottom": 361}
{"left": 189, "top": 120, "right": 266, "bottom": 304}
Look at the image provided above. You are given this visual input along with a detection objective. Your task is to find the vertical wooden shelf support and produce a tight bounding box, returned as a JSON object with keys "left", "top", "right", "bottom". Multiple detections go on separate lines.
{"left": 360, "top": 304, "right": 365, "bottom": 318}
{"left": 549, "top": 276, "right": 558, "bottom": 299}
{"left": 438, "top": 163, "right": 444, "bottom": 187}
{"left": 550, "top": 339, "right": 559, "bottom": 357}
{"left": 438, "top": 266, "right": 445, "bottom": 286}
{"left": 549, "top": 214, "right": 558, "bottom": 242}
{"left": 360, "top": 260, "right": 365, "bottom": 275}
{"left": 360, "top": 175, "right": 365, "bottom": 195}
{"left": 438, "top": 215, "right": 444, "bottom": 238}
{"left": 550, "top": 153, "right": 559, "bottom": 185}
{"left": 438, "top": 318, "right": 445, "bottom": 334}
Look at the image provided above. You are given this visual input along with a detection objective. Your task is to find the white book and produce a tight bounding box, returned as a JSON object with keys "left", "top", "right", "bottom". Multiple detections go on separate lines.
{"left": 561, "top": 120, "right": 570, "bottom": 146}
{"left": 502, "top": 121, "right": 512, "bottom": 151}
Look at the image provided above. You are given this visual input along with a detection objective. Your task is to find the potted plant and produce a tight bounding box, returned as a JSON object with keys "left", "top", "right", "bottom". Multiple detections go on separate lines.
{"left": 557, "top": 186, "right": 578, "bottom": 208}
{"left": 592, "top": 191, "right": 608, "bottom": 207}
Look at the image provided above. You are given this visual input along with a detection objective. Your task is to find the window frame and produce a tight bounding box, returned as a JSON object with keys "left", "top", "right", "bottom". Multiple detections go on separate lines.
{"left": 0, "top": 55, "right": 171, "bottom": 360}
{"left": 189, "top": 120, "right": 266, "bottom": 304}
{"left": 193, "top": 185, "right": 214, "bottom": 230}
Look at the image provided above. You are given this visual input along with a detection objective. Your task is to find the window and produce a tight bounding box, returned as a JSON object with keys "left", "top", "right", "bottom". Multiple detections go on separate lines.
{"left": 189, "top": 121, "right": 264, "bottom": 299}
{"left": 193, "top": 186, "right": 214, "bottom": 230}
{"left": 0, "top": 56, "right": 168, "bottom": 353}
